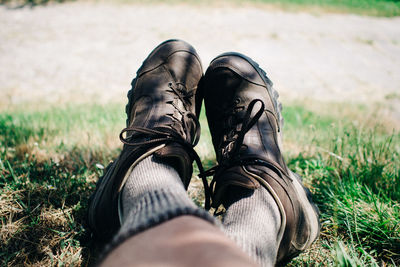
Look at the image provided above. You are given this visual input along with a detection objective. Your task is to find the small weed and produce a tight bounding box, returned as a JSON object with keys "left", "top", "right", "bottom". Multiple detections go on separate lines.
{"left": 356, "top": 37, "right": 375, "bottom": 46}
{"left": 270, "top": 32, "right": 279, "bottom": 40}
{"left": 385, "top": 92, "right": 400, "bottom": 100}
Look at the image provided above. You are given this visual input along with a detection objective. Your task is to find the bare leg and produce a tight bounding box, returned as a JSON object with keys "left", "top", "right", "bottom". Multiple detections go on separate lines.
{"left": 101, "top": 216, "right": 258, "bottom": 267}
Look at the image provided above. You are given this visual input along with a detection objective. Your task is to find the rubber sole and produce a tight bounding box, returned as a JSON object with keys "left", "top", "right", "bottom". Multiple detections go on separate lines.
{"left": 243, "top": 166, "right": 321, "bottom": 266}
{"left": 87, "top": 160, "right": 117, "bottom": 240}
{"left": 288, "top": 171, "right": 321, "bottom": 252}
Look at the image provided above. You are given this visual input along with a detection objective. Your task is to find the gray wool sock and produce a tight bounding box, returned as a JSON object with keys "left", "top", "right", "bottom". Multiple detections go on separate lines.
{"left": 105, "top": 155, "right": 216, "bottom": 253}
{"left": 222, "top": 186, "right": 281, "bottom": 267}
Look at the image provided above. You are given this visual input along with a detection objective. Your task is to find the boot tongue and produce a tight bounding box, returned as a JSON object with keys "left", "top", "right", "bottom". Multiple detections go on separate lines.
{"left": 221, "top": 186, "right": 256, "bottom": 208}
{"left": 153, "top": 143, "right": 193, "bottom": 189}
{"left": 211, "top": 165, "right": 261, "bottom": 209}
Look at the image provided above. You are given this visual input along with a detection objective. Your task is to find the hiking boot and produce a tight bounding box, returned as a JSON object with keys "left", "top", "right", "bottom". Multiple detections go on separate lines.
{"left": 201, "top": 52, "right": 320, "bottom": 265}
{"left": 88, "top": 39, "right": 204, "bottom": 242}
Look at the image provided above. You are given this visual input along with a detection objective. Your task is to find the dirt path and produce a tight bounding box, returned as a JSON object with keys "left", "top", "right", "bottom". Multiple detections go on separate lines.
{"left": 1, "top": 2, "right": 400, "bottom": 118}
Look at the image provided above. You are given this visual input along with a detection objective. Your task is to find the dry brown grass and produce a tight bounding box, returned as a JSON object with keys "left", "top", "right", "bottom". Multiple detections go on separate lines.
{"left": 0, "top": 186, "right": 82, "bottom": 266}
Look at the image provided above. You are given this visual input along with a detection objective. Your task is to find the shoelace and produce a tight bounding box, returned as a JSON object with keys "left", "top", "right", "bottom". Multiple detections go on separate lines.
{"left": 168, "top": 82, "right": 195, "bottom": 109}
{"left": 119, "top": 82, "right": 212, "bottom": 209}
{"left": 224, "top": 99, "right": 265, "bottom": 159}
{"left": 204, "top": 99, "right": 268, "bottom": 209}
{"left": 120, "top": 98, "right": 281, "bottom": 211}
{"left": 119, "top": 124, "right": 211, "bottom": 210}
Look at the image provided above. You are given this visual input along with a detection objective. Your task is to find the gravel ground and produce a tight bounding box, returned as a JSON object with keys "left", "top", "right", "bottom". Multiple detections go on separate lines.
{"left": 1, "top": 2, "right": 400, "bottom": 122}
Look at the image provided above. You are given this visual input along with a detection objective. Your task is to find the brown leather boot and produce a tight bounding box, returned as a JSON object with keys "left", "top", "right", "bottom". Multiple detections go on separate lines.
{"left": 88, "top": 39, "right": 204, "bottom": 242}
{"left": 201, "top": 52, "right": 320, "bottom": 266}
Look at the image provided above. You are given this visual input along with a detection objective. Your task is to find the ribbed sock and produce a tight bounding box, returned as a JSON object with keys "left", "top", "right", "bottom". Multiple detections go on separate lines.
{"left": 106, "top": 155, "right": 216, "bottom": 253}
{"left": 222, "top": 186, "right": 281, "bottom": 267}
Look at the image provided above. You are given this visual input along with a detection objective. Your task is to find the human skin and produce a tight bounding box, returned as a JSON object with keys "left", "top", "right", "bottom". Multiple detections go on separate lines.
{"left": 101, "top": 216, "right": 258, "bottom": 267}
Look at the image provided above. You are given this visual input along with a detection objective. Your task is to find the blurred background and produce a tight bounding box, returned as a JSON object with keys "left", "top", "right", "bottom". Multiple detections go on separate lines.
{"left": 1, "top": 0, "right": 400, "bottom": 125}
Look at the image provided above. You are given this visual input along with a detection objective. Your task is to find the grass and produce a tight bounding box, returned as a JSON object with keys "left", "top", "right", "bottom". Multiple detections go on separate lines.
{"left": 101, "top": 0, "right": 400, "bottom": 17}
{"left": 0, "top": 104, "right": 124, "bottom": 266}
{"left": 0, "top": 101, "right": 399, "bottom": 266}
{"left": 1, "top": 0, "right": 400, "bottom": 17}
{"left": 248, "top": 0, "right": 400, "bottom": 17}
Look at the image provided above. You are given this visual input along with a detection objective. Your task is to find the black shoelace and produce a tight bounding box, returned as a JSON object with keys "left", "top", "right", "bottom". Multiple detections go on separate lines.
{"left": 204, "top": 99, "right": 267, "bottom": 208}
{"left": 120, "top": 82, "right": 212, "bottom": 209}
{"left": 119, "top": 92, "right": 273, "bottom": 211}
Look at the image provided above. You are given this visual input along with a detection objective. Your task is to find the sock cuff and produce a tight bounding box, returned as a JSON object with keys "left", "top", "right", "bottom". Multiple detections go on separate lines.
{"left": 100, "top": 188, "right": 218, "bottom": 261}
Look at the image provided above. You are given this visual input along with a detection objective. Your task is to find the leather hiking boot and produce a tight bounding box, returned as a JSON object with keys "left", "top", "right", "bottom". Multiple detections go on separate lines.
{"left": 201, "top": 52, "right": 320, "bottom": 266}
{"left": 88, "top": 39, "right": 204, "bottom": 242}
